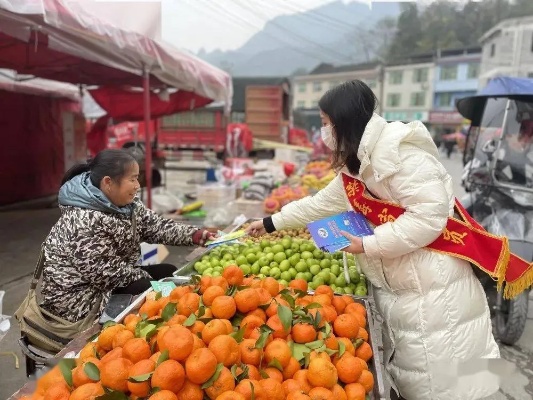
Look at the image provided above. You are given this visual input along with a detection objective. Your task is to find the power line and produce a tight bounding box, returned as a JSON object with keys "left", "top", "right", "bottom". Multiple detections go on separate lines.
{"left": 233, "top": 0, "right": 352, "bottom": 63}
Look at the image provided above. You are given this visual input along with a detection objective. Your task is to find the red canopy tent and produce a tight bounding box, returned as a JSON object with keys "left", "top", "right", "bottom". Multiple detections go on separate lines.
{"left": 0, "top": 0, "right": 233, "bottom": 207}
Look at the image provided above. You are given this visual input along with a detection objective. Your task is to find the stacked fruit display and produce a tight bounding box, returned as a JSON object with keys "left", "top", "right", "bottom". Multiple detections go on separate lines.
{"left": 300, "top": 161, "right": 336, "bottom": 191}
{"left": 263, "top": 185, "right": 309, "bottom": 214}
{"left": 193, "top": 236, "right": 367, "bottom": 297}
{"left": 23, "top": 270, "right": 375, "bottom": 400}
{"left": 240, "top": 224, "right": 312, "bottom": 242}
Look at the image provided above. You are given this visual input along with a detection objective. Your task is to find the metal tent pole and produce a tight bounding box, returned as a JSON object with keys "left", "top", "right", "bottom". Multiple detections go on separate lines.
{"left": 143, "top": 67, "right": 152, "bottom": 209}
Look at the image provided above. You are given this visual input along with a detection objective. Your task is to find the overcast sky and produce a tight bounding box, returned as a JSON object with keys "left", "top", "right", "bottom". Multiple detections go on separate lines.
{"left": 162, "top": 0, "right": 362, "bottom": 52}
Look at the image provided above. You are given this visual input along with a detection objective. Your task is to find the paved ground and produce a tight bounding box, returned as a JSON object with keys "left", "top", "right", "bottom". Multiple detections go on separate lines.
{"left": 1, "top": 154, "right": 532, "bottom": 399}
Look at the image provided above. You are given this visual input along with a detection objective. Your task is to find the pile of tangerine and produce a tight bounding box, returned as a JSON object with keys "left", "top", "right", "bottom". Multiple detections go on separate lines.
{"left": 22, "top": 265, "right": 375, "bottom": 400}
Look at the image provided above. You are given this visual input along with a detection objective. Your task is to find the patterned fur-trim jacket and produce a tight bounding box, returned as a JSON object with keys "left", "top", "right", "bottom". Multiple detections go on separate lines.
{"left": 40, "top": 199, "right": 197, "bottom": 322}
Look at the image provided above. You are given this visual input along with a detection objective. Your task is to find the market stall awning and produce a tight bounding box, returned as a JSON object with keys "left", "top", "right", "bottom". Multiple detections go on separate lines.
{"left": 0, "top": 0, "right": 233, "bottom": 108}
{"left": 0, "top": 68, "right": 79, "bottom": 101}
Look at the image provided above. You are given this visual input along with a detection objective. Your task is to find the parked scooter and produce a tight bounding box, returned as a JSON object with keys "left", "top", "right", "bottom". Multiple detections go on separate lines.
{"left": 457, "top": 77, "right": 533, "bottom": 345}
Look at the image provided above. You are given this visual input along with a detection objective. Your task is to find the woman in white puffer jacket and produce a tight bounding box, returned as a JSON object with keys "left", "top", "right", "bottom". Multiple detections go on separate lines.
{"left": 247, "top": 80, "right": 500, "bottom": 400}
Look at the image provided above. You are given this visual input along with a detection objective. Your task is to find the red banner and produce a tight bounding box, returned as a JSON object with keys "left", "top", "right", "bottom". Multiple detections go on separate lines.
{"left": 342, "top": 173, "right": 533, "bottom": 299}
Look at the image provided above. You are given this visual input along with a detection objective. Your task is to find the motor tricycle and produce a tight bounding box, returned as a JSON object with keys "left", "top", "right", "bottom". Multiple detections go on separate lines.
{"left": 457, "top": 76, "right": 533, "bottom": 345}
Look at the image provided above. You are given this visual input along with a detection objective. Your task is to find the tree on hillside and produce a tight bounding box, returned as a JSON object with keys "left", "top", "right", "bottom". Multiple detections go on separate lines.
{"left": 384, "top": 0, "right": 533, "bottom": 60}
{"left": 417, "top": 1, "right": 462, "bottom": 52}
{"left": 386, "top": 3, "right": 422, "bottom": 61}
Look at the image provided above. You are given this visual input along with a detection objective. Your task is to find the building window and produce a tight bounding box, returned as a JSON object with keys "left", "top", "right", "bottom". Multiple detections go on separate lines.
{"left": 467, "top": 63, "right": 480, "bottom": 79}
{"left": 438, "top": 92, "right": 453, "bottom": 108}
{"left": 311, "top": 100, "right": 319, "bottom": 107}
{"left": 440, "top": 66, "right": 458, "bottom": 81}
{"left": 389, "top": 71, "right": 403, "bottom": 85}
{"left": 490, "top": 43, "right": 496, "bottom": 57}
{"left": 298, "top": 83, "right": 307, "bottom": 93}
{"left": 386, "top": 93, "right": 401, "bottom": 107}
{"left": 412, "top": 68, "right": 428, "bottom": 83}
{"left": 313, "top": 82, "right": 322, "bottom": 92}
{"left": 366, "top": 80, "right": 376, "bottom": 88}
{"left": 329, "top": 81, "right": 339, "bottom": 89}
{"left": 296, "top": 101, "right": 306, "bottom": 108}
{"left": 528, "top": 72, "right": 533, "bottom": 78}
{"left": 410, "top": 92, "right": 426, "bottom": 107}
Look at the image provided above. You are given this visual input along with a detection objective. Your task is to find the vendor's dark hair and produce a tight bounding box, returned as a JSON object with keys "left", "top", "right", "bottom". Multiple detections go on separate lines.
{"left": 61, "top": 149, "right": 137, "bottom": 187}
{"left": 318, "top": 80, "right": 377, "bottom": 175}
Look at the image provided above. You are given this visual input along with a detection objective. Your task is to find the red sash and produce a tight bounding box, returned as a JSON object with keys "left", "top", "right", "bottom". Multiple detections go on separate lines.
{"left": 341, "top": 173, "right": 533, "bottom": 299}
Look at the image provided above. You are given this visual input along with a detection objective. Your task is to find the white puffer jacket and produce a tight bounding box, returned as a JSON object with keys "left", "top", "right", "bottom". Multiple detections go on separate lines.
{"left": 272, "top": 114, "right": 500, "bottom": 400}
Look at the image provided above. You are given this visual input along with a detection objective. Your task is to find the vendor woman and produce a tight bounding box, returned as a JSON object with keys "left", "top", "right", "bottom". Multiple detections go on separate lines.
{"left": 40, "top": 149, "right": 213, "bottom": 323}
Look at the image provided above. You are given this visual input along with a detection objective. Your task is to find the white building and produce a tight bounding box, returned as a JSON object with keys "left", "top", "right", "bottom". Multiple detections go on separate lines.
{"left": 382, "top": 55, "right": 435, "bottom": 123}
{"left": 479, "top": 16, "right": 533, "bottom": 86}
{"left": 292, "top": 62, "right": 383, "bottom": 112}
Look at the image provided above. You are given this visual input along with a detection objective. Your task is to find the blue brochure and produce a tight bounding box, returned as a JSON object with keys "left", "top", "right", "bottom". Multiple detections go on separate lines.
{"left": 307, "top": 211, "right": 373, "bottom": 253}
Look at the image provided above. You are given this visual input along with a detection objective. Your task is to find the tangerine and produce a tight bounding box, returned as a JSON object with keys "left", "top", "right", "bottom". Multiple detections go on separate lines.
{"left": 139, "top": 300, "right": 161, "bottom": 319}
{"left": 151, "top": 359, "right": 186, "bottom": 393}
{"left": 262, "top": 367, "right": 283, "bottom": 383}
{"left": 112, "top": 329, "right": 135, "bottom": 349}
{"left": 222, "top": 265, "right": 244, "bottom": 286}
{"left": 215, "top": 391, "right": 246, "bottom": 400}
{"left": 234, "top": 288, "right": 260, "bottom": 313}
{"left": 293, "top": 370, "right": 312, "bottom": 394}
{"left": 68, "top": 383, "right": 104, "bottom": 400}
{"left": 72, "top": 358, "right": 101, "bottom": 388}
{"left": 185, "top": 348, "right": 218, "bottom": 384}
{"left": 333, "top": 314, "right": 360, "bottom": 339}
{"left": 266, "top": 315, "right": 291, "bottom": 339}
{"left": 99, "top": 357, "right": 133, "bottom": 392}
{"left": 239, "top": 338, "right": 263, "bottom": 366}
{"left": 354, "top": 341, "right": 372, "bottom": 362}
{"left": 123, "top": 338, "right": 152, "bottom": 364}
{"left": 97, "top": 324, "right": 125, "bottom": 351}
{"left": 344, "top": 383, "right": 366, "bottom": 400}
{"left": 159, "top": 325, "right": 194, "bottom": 361}
{"left": 43, "top": 382, "right": 70, "bottom": 400}
{"left": 211, "top": 296, "right": 237, "bottom": 320}
{"left": 148, "top": 390, "right": 178, "bottom": 400}
{"left": 264, "top": 339, "right": 291, "bottom": 368}
{"left": 292, "top": 323, "right": 317, "bottom": 344}
{"left": 307, "top": 358, "right": 338, "bottom": 389}
{"left": 331, "top": 384, "right": 348, "bottom": 400}
{"left": 170, "top": 286, "right": 192, "bottom": 302}
{"left": 234, "top": 379, "right": 266, "bottom": 400}
{"left": 261, "top": 277, "right": 280, "bottom": 297}
{"left": 335, "top": 353, "right": 363, "bottom": 384}
{"left": 282, "top": 357, "right": 301, "bottom": 380}
{"left": 177, "top": 293, "right": 200, "bottom": 317}
{"left": 100, "top": 347, "right": 123, "bottom": 364}
{"left": 127, "top": 359, "right": 156, "bottom": 398}
{"left": 259, "top": 378, "right": 285, "bottom": 400}
{"left": 357, "top": 370, "right": 374, "bottom": 393}
{"left": 282, "top": 379, "right": 302, "bottom": 396}
{"left": 289, "top": 278, "right": 308, "bottom": 292}
{"left": 175, "top": 379, "right": 203, "bottom": 400}
{"left": 308, "top": 387, "right": 335, "bottom": 400}
{"left": 202, "top": 319, "right": 230, "bottom": 345}
{"left": 208, "top": 335, "right": 241, "bottom": 367}
{"left": 202, "top": 286, "right": 226, "bottom": 306}
{"left": 210, "top": 276, "right": 230, "bottom": 292}
{"left": 204, "top": 366, "right": 235, "bottom": 400}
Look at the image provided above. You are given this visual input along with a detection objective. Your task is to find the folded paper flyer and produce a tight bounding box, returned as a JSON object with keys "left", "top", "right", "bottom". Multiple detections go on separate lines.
{"left": 307, "top": 211, "right": 373, "bottom": 253}
{"left": 206, "top": 229, "right": 247, "bottom": 249}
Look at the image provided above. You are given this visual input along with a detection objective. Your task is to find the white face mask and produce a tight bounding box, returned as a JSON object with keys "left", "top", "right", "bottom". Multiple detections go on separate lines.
{"left": 321, "top": 125, "right": 336, "bottom": 150}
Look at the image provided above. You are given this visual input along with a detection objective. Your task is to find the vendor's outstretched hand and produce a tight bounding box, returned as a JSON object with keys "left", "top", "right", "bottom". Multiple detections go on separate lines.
{"left": 246, "top": 220, "right": 266, "bottom": 237}
{"left": 192, "top": 229, "right": 216, "bottom": 246}
{"left": 340, "top": 231, "right": 364, "bottom": 254}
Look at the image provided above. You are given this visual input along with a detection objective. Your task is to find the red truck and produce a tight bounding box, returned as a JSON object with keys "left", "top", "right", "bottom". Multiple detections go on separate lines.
{"left": 102, "top": 78, "right": 312, "bottom": 159}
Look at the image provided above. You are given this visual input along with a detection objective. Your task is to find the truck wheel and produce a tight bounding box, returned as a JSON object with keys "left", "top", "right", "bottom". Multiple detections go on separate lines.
{"left": 495, "top": 290, "right": 529, "bottom": 346}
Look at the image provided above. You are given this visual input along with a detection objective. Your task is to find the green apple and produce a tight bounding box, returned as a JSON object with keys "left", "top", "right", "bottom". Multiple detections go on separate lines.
{"left": 330, "top": 264, "right": 341, "bottom": 276}
{"left": 289, "top": 254, "right": 301, "bottom": 267}
{"left": 313, "top": 249, "right": 324, "bottom": 260}
{"left": 212, "top": 271, "right": 221, "bottom": 277}
{"left": 260, "top": 239, "right": 270, "bottom": 249}
{"left": 320, "top": 259, "right": 332, "bottom": 269}
{"left": 295, "top": 272, "right": 307, "bottom": 281}
{"left": 264, "top": 247, "right": 273, "bottom": 254}
{"left": 241, "top": 264, "right": 251, "bottom": 275}
{"left": 355, "top": 285, "right": 367, "bottom": 296}
{"left": 289, "top": 268, "right": 298, "bottom": 279}
{"left": 304, "top": 272, "right": 313, "bottom": 282}
{"left": 223, "top": 253, "right": 233, "bottom": 261}
{"left": 235, "top": 255, "right": 247, "bottom": 266}
{"left": 344, "top": 287, "right": 354, "bottom": 295}
{"left": 312, "top": 276, "right": 325, "bottom": 287}
{"left": 260, "top": 266, "right": 271, "bottom": 276}
{"left": 348, "top": 268, "right": 360, "bottom": 283}
{"left": 284, "top": 249, "right": 294, "bottom": 258}
{"left": 246, "top": 253, "right": 257, "bottom": 264}
{"left": 204, "top": 268, "right": 214, "bottom": 276}
{"left": 301, "top": 251, "right": 313, "bottom": 260}
{"left": 308, "top": 281, "right": 318, "bottom": 290}
{"left": 273, "top": 252, "right": 287, "bottom": 263}
{"left": 291, "top": 243, "right": 300, "bottom": 252}
{"left": 279, "top": 279, "right": 289, "bottom": 287}
{"left": 251, "top": 263, "right": 260, "bottom": 274}
{"left": 279, "top": 260, "right": 291, "bottom": 272}
{"left": 295, "top": 261, "right": 308, "bottom": 273}
{"left": 270, "top": 267, "right": 281, "bottom": 279}
{"left": 266, "top": 253, "right": 275, "bottom": 262}
{"left": 269, "top": 261, "right": 279, "bottom": 269}
{"left": 309, "top": 264, "right": 321, "bottom": 276}
{"left": 280, "top": 271, "right": 292, "bottom": 282}
{"left": 258, "top": 257, "right": 269, "bottom": 267}
{"left": 281, "top": 238, "right": 292, "bottom": 249}
{"left": 335, "top": 275, "right": 347, "bottom": 287}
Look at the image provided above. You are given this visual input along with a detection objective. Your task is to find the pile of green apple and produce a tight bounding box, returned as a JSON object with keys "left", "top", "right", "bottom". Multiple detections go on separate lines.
{"left": 192, "top": 236, "right": 368, "bottom": 296}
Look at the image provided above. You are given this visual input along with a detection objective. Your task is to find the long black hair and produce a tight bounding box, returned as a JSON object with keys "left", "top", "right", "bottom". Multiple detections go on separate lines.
{"left": 318, "top": 80, "right": 377, "bottom": 175}
{"left": 61, "top": 149, "right": 138, "bottom": 187}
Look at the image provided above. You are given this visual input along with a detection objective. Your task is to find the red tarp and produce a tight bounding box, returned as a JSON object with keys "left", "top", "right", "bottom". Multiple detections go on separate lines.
{"left": 88, "top": 86, "right": 214, "bottom": 120}
{"left": 0, "top": 90, "right": 66, "bottom": 205}
{"left": 0, "top": 1, "right": 233, "bottom": 107}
